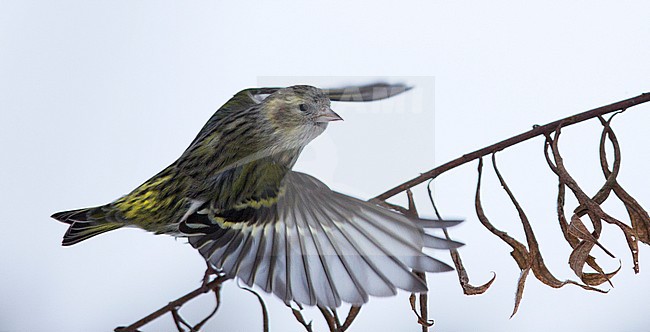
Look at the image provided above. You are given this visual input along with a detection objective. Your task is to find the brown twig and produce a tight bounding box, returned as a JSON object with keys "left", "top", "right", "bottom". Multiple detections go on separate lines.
{"left": 403, "top": 190, "right": 434, "bottom": 331}
{"left": 171, "top": 308, "right": 192, "bottom": 332}
{"left": 240, "top": 286, "right": 269, "bottom": 332}
{"left": 318, "top": 306, "right": 338, "bottom": 332}
{"left": 374, "top": 93, "right": 650, "bottom": 201}
{"left": 114, "top": 275, "right": 229, "bottom": 332}
{"left": 340, "top": 306, "right": 362, "bottom": 331}
{"left": 289, "top": 303, "right": 314, "bottom": 332}
{"left": 426, "top": 180, "right": 496, "bottom": 295}
{"left": 192, "top": 283, "right": 223, "bottom": 331}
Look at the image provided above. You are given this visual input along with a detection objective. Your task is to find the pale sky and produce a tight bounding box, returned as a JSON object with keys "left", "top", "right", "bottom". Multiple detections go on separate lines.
{"left": 1, "top": 1, "right": 649, "bottom": 331}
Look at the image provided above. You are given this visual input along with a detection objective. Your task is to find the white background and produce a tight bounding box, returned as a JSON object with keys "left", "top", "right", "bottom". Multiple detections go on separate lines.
{"left": 1, "top": 1, "right": 649, "bottom": 331}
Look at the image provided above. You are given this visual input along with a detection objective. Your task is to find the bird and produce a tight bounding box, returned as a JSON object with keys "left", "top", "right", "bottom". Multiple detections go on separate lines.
{"left": 52, "top": 83, "right": 463, "bottom": 308}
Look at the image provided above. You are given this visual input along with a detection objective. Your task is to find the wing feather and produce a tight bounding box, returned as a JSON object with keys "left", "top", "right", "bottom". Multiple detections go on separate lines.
{"left": 183, "top": 171, "right": 462, "bottom": 308}
{"left": 299, "top": 195, "right": 366, "bottom": 305}
{"left": 293, "top": 197, "right": 342, "bottom": 307}
{"left": 285, "top": 211, "right": 313, "bottom": 305}
{"left": 250, "top": 223, "right": 274, "bottom": 292}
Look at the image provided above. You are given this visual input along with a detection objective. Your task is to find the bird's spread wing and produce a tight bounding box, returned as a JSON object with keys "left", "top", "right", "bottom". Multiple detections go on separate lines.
{"left": 323, "top": 82, "right": 411, "bottom": 102}
{"left": 180, "top": 171, "right": 462, "bottom": 308}
{"left": 236, "top": 83, "right": 413, "bottom": 103}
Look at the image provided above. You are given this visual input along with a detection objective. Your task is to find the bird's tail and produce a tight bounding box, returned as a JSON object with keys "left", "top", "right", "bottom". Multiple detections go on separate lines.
{"left": 52, "top": 206, "right": 124, "bottom": 246}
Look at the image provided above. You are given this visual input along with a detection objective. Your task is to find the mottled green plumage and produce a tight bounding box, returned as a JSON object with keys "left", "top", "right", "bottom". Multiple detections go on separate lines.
{"left": 53, "top": 85, "right": 334, "bottom": 245}
{"left": 53, "top": 83, "right": 462, "bottom": 308}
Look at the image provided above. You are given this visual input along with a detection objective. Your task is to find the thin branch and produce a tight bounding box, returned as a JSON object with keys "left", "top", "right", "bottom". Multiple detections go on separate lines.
{"left": 240, "top": 287, "right": 269, "bottom": 332}
{"left": 192, "top": 283, "right": 223, "bottom": 331}
{"left": 340, "top": 307, "right": 362, "bottom": 331}
{"left": 289, "top": 303, "right": 314, "bottom": 332}
{"left": 171, "top": 309, "right": 185, "bottom": 332}
{"left": 427, "top": 180, "right": 496, "bottom": 295}
{"left": 374, "top": 92, "right": 650, "bottom": 201}
{"left": 171, "top": 308, "right": 192, "bottom": 332}
{"left": 318, "top": 306, "right": 338, "bottom": 332}
{"left": 404, "top": 190, "right": 433, "bottom": 331}
{"left": 115, "top": 276, "right": 229, "bottom": 332}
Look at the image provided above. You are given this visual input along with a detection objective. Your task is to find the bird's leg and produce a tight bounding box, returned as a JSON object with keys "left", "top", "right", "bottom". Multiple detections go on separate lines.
{"left": 202, "top": 261, "right": 220, "bottom": 287}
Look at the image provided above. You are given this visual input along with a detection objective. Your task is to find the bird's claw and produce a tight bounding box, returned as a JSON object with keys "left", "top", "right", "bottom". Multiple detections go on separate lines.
{"left": 202, "top": 262, "right": 220, "bottom": 287}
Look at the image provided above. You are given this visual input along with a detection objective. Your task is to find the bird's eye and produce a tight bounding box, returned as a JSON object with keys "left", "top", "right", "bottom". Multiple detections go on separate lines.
{"left": 299, "top": 104, "right": 308, "bottom": 112}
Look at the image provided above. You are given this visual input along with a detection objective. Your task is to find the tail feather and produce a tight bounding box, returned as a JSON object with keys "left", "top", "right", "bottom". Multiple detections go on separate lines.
{"left": 52, "top": 208, "right": 90, "bottom": 225}
{"left": 52, "top": 207, "right": 124, "bottom": 246}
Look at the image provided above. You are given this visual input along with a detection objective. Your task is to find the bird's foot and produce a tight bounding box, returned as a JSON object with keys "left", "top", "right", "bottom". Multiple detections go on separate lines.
{"left": 202, "top": 262, "right": 221, "bottom": 287}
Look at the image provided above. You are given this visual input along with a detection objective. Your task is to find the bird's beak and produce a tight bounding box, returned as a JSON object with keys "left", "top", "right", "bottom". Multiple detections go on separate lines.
{"left": 314, "top": 108, "right": 343, "bottom": 123}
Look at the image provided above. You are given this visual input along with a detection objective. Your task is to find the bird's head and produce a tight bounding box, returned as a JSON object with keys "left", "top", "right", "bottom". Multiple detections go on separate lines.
{"left": 261, "top": 85, "right": 342, "bottom": 149}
